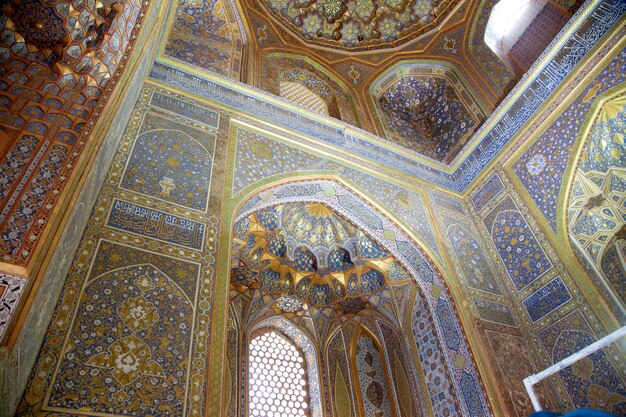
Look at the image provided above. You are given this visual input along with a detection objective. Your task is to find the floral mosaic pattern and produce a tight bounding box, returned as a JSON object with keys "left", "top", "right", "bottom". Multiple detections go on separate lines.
{"left": 375, "top": 68, "right": 483, "bottom": 163}
{"left": 410, "top": 293, "right": 461, "bottom": 416}
{"left": 513, "top": 49, "right": 626, "bottom": 232}
{"left": 164, "top": 0, "right": 243, "bottom": 78}
{"left": 0, "top": 135, "right": 40, "bottom": 205}
{"left": 378, "top": 77, "right": 475, "bottom": 161}
{"left": 467, "top": 173, "right": 626, "bottom": 413}
{"left": 45, "top": 264, "right": 192, "bottom": 414}
{"left": 355, "top": 334, "right": 394, "bottom": 417}
{"left": 151, "top": 6, "right": 624, "bottom": 194}
{"left": 120, "top": 113, "right": 215, "bottom": 212}
{"left": 482, "top": 196, "right": 552, "bottom": 291}
{"left": 536, "top": 309, "right": 626, "bottom": 413}
{"left": 17, "top": 85, "right": 219, "bottom": 417}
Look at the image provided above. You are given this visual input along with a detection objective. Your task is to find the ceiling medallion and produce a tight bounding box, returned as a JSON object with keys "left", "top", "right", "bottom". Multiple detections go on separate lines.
{"left": 260, "top": 0, "right": 460, "bottom": 51}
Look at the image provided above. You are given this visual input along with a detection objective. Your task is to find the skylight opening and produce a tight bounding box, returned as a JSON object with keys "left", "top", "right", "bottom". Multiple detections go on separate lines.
{"left": 484, "top": 0, "right": 533, "bottom": 52}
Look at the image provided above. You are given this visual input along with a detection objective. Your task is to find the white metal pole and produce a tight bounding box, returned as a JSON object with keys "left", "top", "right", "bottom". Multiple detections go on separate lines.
{"left": 523, "top": 326, "right": 626, "bottom": 412}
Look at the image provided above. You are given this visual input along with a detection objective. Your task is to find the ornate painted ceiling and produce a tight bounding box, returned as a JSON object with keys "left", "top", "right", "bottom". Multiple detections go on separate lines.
{"left": 1, "top": 0, "right": 134, "bottom": 84}
{"left": 258, "top": 0, "right": 461, "bottom": 51}
{"left": 372, "top": 63, "right": 485, "bottom": 162}
{"left": 162, "top": 0, "right": 582, "bottom": 168}
{"left": 231, "top": 202, "right": 411, "bottom": 317}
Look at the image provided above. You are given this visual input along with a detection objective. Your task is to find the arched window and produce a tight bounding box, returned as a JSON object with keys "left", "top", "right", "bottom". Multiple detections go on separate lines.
{"left": 248, "top": 329, "right": 312, "bottom": 417}
{"left": 484, "top": 0, "right": 533, "bottom": 55}
{"left": 484, "top": 0, "right": 577, "bottom": 76}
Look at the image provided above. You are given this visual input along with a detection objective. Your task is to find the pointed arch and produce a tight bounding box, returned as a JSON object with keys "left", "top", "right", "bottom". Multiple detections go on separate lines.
{"left": 325, "top": 327, "right": 358, "bottom": 417}
{"left": 351, "top": 324, "right": 398, "bottom": 417}
{"left": 559, "top": 84, "right": 626, "bottom": 320}
{"left": 228, "top": 178, "right": 492, "bottom": 416}
{"left": 248, "top": 316, "right": 324, "bottom": 417}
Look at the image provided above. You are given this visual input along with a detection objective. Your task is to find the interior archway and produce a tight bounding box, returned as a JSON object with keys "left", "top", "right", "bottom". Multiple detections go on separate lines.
{"left": 226, "top": 178, "right": 491, "bottom": 416}
{"left": 565, "top": 89, "right": 626, "bottom": 320}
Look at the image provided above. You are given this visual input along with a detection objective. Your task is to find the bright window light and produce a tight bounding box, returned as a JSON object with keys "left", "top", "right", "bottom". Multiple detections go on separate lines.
{"left": 484, "top": 0, "right": 532, "bottom": 51}
{"left": 249, "top": 331, "right": 311, "bottom": 417}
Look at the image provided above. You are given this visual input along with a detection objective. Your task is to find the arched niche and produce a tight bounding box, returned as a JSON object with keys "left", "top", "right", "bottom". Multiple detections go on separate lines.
{"left": 228, "top": 178, "right": 492, "bottom": 416}
{"left": 565, "top": 89, "right": 626, "bottom": 321}
{"left": 257, "top": 53, "right": 361, "bottom": 127}
{"left": 369, "top": 61, "right": 486, "bottom": 164}
{"left": 163, "top": 0, "right": 248, "bottom": 80}
{"left": 326, "top": 327, "right": 358, "bottom": 417}
{"left": 351, "top": 325, "right": 397, "bottom": 417}
{"left": 280, "top": 81, "right": 331, "bottom": 116}
{"left": 46, "top": 263, "right": 193, "bottom": 414}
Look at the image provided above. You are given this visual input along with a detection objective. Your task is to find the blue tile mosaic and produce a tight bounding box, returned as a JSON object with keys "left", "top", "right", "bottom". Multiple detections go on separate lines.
{"left": 373, "top": 65, "right": 483, "bottom": 163}
{"left": 410, "top": 294, "right": 462, "bottom": 417}
{"left": 435, "top": 299, "right": 461, "bottom": 351}
{"left": 460, "top": 371, "right": 488, "bottom": 417}
{"left": 513, "top": 48, "right": 626, "bottom": 232}
{"left": 107, "top": 199, "right": 205, "bottom": 250}
{"left": 46, "top": 264, "right": 193, "bottom": 415}
{"left": 396, "top": 240, "right": 435, "bottom": 284}
{"left": 522, "top": 276, "right": 572, "bottom": 322}
{"left": 473, "top": 297, "right": 516, "bottom": 326}
{"left": 482, "top": 196, "right": 552, "bottom": 291}
{"left": 471, "top": 173, "right": 504, "bottom": 212}
{"left": 120, "top": 113, "right": 215, "bottom": 211}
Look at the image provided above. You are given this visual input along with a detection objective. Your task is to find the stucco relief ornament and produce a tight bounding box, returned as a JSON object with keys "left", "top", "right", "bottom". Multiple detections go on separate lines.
{"left": 348, "top": 64, "right": 361, "bottom": 84}
{"left": 117, "top": 295, "right": 160, "bottom": 333}
{"left": 526, "top": 153, "right": 547, "bottom": 176}
{"left": 86, "top": 335, "right": 165, "bottom": 388}
{"left": 135, "top": 273, "right": 156, "bottom": 291}
{"left": 159, "top": 176, "right": 175, "bottom": 195}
